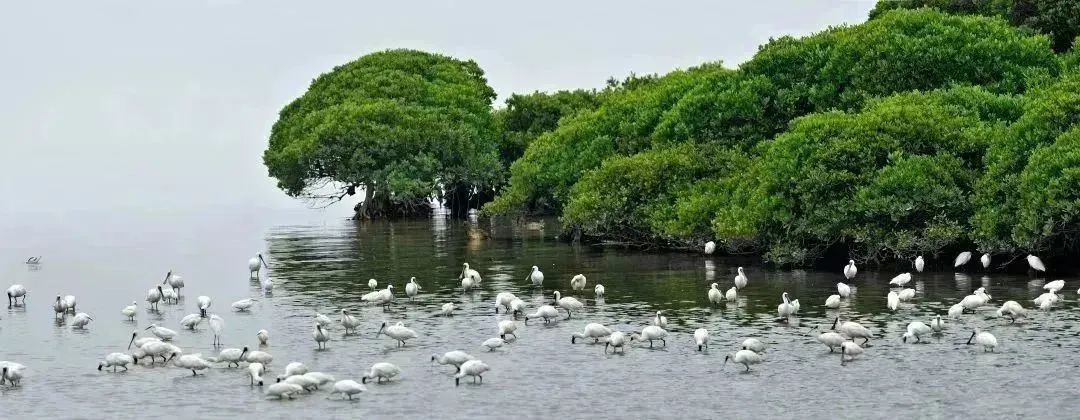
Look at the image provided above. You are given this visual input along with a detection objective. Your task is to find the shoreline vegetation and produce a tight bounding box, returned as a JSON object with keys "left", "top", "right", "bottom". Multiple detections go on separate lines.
{"left": 263, "top": 3, "right": 1080, "bottom": 268}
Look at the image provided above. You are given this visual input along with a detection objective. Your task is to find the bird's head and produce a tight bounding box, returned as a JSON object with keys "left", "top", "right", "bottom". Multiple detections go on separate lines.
{"left": 361, "top": 376, "right": 369, "bottom": 384}
{"left": 97, "top": 362, "right": 104, "bottom": 371}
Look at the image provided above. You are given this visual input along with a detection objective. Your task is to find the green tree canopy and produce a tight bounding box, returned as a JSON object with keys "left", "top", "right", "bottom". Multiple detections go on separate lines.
{"left": 492, "top": 89, "right": 602, "bottom": 168}
{"left": 263, "top": 49, "right": 500, "bottom": 218}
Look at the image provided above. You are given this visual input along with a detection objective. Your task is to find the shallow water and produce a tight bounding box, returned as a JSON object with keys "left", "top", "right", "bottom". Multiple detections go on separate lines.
{"left": 2, "top": 210, "right": 1079, "bottom": 418}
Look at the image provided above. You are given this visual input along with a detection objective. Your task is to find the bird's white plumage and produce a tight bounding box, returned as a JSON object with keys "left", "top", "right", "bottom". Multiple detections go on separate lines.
{"left": 571, "top": 323, "right": 612, "bottom": 343}
{"left": 844, "top": 260, "right": 857, "bottom": 280}
{"left": 825, "top": 294, "right": 841, "bottom": 309}
{"left": 735, "top": 267, "right": 748, "bottom": 289}
{"left": 570, "top": 274, "right": 587, "bottom": 291}
{"left": 914, "top": 256, "right": 925, "bottom": 273}
{"left": 954, "top": 252, "right": 972, "bottom": 268}
{"left": 1027, "top": 255, "right": 1046, "bottom": 272}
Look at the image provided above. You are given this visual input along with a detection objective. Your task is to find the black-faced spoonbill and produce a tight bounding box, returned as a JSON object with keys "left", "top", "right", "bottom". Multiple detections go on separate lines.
{"left": 967, "top": 328, "right": 998, "bottom": 352}
{"left": 1027, "top": 255, "right": 1046, "bottom": 274}
{"left": 735, "top": 267, "right": 748, "bottom": 289}
{"left": 652, "top": 311, "right": 668, "bottom": 328}
{"left": 630, "top": 325, "right": 668, "bottom": 348}
{"left": 723, "top": 350, "right": 763, "bottom": 372}
{"left": 570, "top": 274, "right": 587, "bottom": 291}
{"left": 163, "top": 271, "right": 184, "bottom": 297}
{"left": 248, "top": 253, "right": 268, "bottom": 279}
{"left": 146, "top": 286, "right": 163, "bottom": 310}
{"left": 231, "top": 298, "right": 256, "bottom": 312}
{"left": 902, "top": 322, "right": 932, "bottom": 343}
{"left": 196, "top": 296, "right": 211, "bottom": 317}
{"left": 455, "top": 360, "right": 490, "bottom": 386}
{"left": 914, "top": 255, "right": 925, "bottom": 272}
{"left": 708, "top": 284, "right": 722, "bottom": 305}
{"left": 571, "top": 323, "right": 612, "bottom": 344}
{"left": 331, "top": 380, "right": 366, "bottom": 399}
{"left": 997, "top": 301, "right": 1027, "bottom": 322}
{"left": 313, "top": 324, "right": 329, "bottom": 349}
{"left": 553, "top": 291, "right": 583, "bottom": 319}
{"left": 459, "top": 263, "right": 482, "bottom": 285}
{"left": 121, "top": 302, "right": 137, "bottom": 320}
{"left": 498, "top": 320, "right": 518, "bottom": 340}
{"left": 361, "top": 362, "right": 401, "bottom": 384}
{"left": 524, "top": 305, "right": 558, "bottom": 324}
{"left": 843, "top": 260, "right": 857, "bottom": 280}
{"left": 432, "top": 351, "right": 475, "bottom": 372}
{"left": 6, "top": 284, "right": 26, "bottom": 306}
{"left": 482, "top": 337, "right": 505, "bottom": 351}
{"left": 257, "top": 329, "right": 269, "bottom": 346}
{"left": 954, "top": 252, "right": 972, "bottom": 268}
{"left": 248, "top": 362, "right": 265, "bottom": 385}
{"left": 209, "top": 314, "right": 224, "bottom": 346}
{"left": 405, "top": 277, "right": 421, "bottom": 300}
{"left": 526, "top": 266, "right": 544, "bottom": 287}
{"left": 376, "top": 321, "right": 417, "bottom": 347}
{"left": 71, "top": 312, "right": 93, "bottom": 329}
{"left": 340, "top": 310, "right": 361, "bottom": 334}
{"left": 0, "top": 362, "right": 26, "bottom": 386}
{"left": 209, "top": 347, "right": 248, "bottom": 367}
{"left": 265, "top": 382, "right": 303, "bottom": 399}
{"left": 694, "top": 328, "right": 709, "bottom": 351}
{"left": 98, "top": 353, "right": 134, "bottom": 372}
{"left": 840, "top": 341, "right": 863, "bottom": 365}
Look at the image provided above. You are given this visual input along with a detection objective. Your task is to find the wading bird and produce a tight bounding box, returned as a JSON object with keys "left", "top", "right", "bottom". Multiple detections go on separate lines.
{"left": 361, "top": 362, "right": 401, "bottom": 384}
{"left": 843, "top": 260, "right": 857, "bottom": 280}
{"left": 454, "top": 360, "right": 490, "bottom": 386}
{"left": 249, "top": 253, "right": 268, "bottom": 279}
{"left": 570, "top": 274, "right": 587, "bottom": 291}
{"left": 526, "top": 266, "right": 544, "bottom": 287}
{"left": 723, "top": 350, "right": 763, "bottom": 372}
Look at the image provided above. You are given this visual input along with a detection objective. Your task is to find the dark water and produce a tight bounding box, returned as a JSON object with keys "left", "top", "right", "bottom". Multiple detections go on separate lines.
{"left": 2, "top": 209, "right": 1079, "bottom": 418}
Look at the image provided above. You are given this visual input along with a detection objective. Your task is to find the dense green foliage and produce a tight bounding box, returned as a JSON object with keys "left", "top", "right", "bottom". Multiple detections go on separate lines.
{"left": 870, "top": 0, "right": 1080, "bottom": 52}
{"left": 492, "top": 89, "right": 602, "bottom": 168}
{"left": 264, "top": 49, "right": 500, "bottom": 218}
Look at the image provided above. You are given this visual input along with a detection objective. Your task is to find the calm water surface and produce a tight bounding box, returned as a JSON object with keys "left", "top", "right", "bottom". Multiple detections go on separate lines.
{"left": 1, "top": 209, "right": 1079, "bottom": 418}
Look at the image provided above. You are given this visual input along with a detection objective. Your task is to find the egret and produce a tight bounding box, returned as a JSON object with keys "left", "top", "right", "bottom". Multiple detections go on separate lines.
{"left": 725, "top": 286, "right": 737, "bottom": 301}
{"left": 432, "top": 351, "right": 475, "bottom": 372}
{"left": 209, "top": 314, "right": 224, "bottom": 346}
{"left": 980, "top": 253, "right": 991, "bottom": 269}
{"left": 405, "top": 277, "right": 421, "bottom": 300}
{"left": 163, "top": 271, "right": 184, "bottom": 297}
{"left": 704, "top": 241, "right": 716, "bottom": 255}
{"left": 482, "top": 337, "right": 505, "bottom": 351}
{"left": 570, "top": 274, "right": 587, "bottom": 291}
{"left": 630, "top": 325, "right": 668, "bottom": 348}
{"left": 1044, "top": 280, "right": 1065, "bottom": 293}
{"left": 180, "top": 313, "right": 202, "bottom": 330}
{"left": 832, "top": 317, "right": 872, "bottom": 345}
{"left": 313, "top": 324, "right": 329, "bottom": 349}
{"left": 837, "top": 282, "right": 851, "bottom": 298}
{"left": 0, "top": 362, "right": 26, "bottom": 386}
{"left": 98, "top": 353, "right": 134, "bottom": 372}
{"left": 914, "top": 256, "right": 925, "bottom": 273}
{"left": 708, "top": 283, "right": 722, "bottom": 305}
{"left": 52, "top": 295, "right": 67, "bottom": 318}
{"left": 897, "top": 288, "right": 916, "bottom": 301}
{"left": 6, "top": 284, "right": 26, "bottom": 306}
{"left": 996, "top": 301, "right": 1026, "bottom": 322}
{"left": 526, "top": 266, "right": 544, "bottom": 287}
{"left": 734, "top": 267, "right": 748, "bottom": 289}
{"left": 694, "top": 328, "right": 709, "bottom": 351}
{"left": 930, "top": 315, "right": 945, "bottom": 332}
{"left": 594, "top": 284, "right": 605, "bottom": 298}
{"left": 248, "top": 363, "right": 265, "bottom": 385}
{"left": 145, "top": 324, "right": 178, "bottom": 341}
{"left": 954, "top": 252, "right": 972, "bottom": 268}
{"left": 722, "top": 350, "right": 763, "bottom": 372}
{"left": 245, "top": 350, "right": 273, "bottom": 365}
{"left": 742, "top": 338, "right": 766, "bottom": 354}
{"left": 652, "top": 311, "right": 668, "bottom": 328}
{"left": 265, "top": 383, "right": 303, "bottom": 399}
{"left": 231, "top": 298, "right": 257, "bottom": 312}
{"left": 843, "top": 260, "right": 857, "bottom": 280}
{"left": 368, "top": 278, "right": 378, "bottom": 291}
{"left": 902, "top": 322, "right": 932, "bottom": 343}
{"left": 361, "top": 362, "right": 401, "bottom": 384}
{"left": 340, "top": 310, "right": 361, "bottom": 334}
{"left": 209, "top": 347, "right": 248, "bottom": 367}
{"left": 440, "top": 302, "right": 456, "bottom": 317}
{"left": 314, "top": 311, "right": 332, "bottom": 328}
{"left": 777, "top": 292, "right": 796, "bottom": 319}
{"left": 498, "top": 320, "right": 518, "bottom": 340}
{"left": 196, "top": 296, "right": 212, "bottom": 318}
{"left": 889, "top": 273, "right": 912, "bottom": 287}
{"left": 376, "top": 321, "right": 417, "bottom": 347}
{"left": 71, "top": 312, "right": 93, "bottom": 329}
{"left": 174, "top": 354, "right": 211, "bottom": 376}
{"left": 967, "top": 328, "right": 998, "bottom": 352}
{"left": 605, "top": 331, "right": 628, "bottom": 353}
{"left": 494, "top": 292, "right": 517, "bottom": 314}
{"left": 1027, "top": 255, "right": 1046, "bottom": 273}
{"left": 331, "top": 380, "right": 366, "bottom": 399}
{"left": 459, "top": 263, "right": 482, "bottom": 286}
{"left": 257, "top": 329, "right": 269, "bottom": 346}
{"left": 454, "top": 360, "right": 490, "bottom": 386}
{"left": 248, "top": 253, "right": 268, "bottom": 279}
{"left": 814, "top": 329, "right": 846, "bottom": 352}
{"left": 524, "top": 305, "right": 558, "bottom": 324}
{"left": 146, "top": 286, "right": 163, "bottom": 310}
{"left": 553, "top": 291, "right": 584, "bottom": 319}
{"left": 825, "top": 294, "right": 841, "bottom": 309}
{"left": 840, "top": 341, "right": 863, "bottom": 365}
{"left": 121, "top": 301, "right": 138, "bottom": 320}
{"left": 571, "top": 323, "right": 612, "bottom": 344}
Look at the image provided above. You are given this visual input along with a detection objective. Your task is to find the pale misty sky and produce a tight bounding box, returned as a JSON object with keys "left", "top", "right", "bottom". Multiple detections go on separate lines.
{"left": 0, "top": 0, "right": 874, "bottom": 220}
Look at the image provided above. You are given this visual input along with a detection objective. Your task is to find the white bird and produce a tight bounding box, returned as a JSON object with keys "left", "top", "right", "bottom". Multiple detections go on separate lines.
{"left": 121, "top": 301, "right": 138, "bottom": 320}
{"left": 52, "top": 295, "right": 67, "bottom": 318}
{"left": 815, "top": 330, "right": 846, "bottom": 352}
{"left": 245, "top": 350, "right": 273, "bottom": 365}
{"left": 314, "top": 311, "right": 332, "bottom": 328}
{"left": 742, "top": 338, "right": 766, "bottom": 354}
{"left": 1027, "top": 255, "right": 1046, "bottom": 273}
{"left": 174, "top": 354, "right": 211, "bottom": 376}
{"left": 98, "top": 353, "right": 134, "bottom": 372}
{"left": 954, "top": 251, "right": 972, "bottom": 268}
{"left": 361, "top": 285, "right": 395, "bottom": 309}
{"left": 145, "top": 324, "right": 177, "bottom": 341}
{"left": 960, "top": 294, "right": 987, "bottom": 313}
{"left": 6, "top": 284, "right": 26, "bottom": 306}
{"left": 330, "top": 380, "right": 366, "bottom": 399}
{"left": 1044, "top": 280, "right": 1065, "bottom": 293}
{"left": 459, "top": 263, "right": 482, "bottom": 286}
{"left": 361, "top": 362, "right": 401, "bottom": 384}
{"left": 704, "top": 241, "right": 716, "bottom": 255}
{"left": 897, "top": 288, "right": 916, "bottom": 301}
{"left": 902, "top": 321, "right": 932, "bottom": 343}
{"left": 914, "top": 256, "right": 925, "bottom": 273}
{"left": 707, "top": 283, "right": 723, "bottom": 305}
{"left": 24, "top": 256, "right": 40, "bottom": 265}
{"left": 257, "top": 329, "right": 269, "bottom": 346}
{"left": 630, "top": 325, "right": 668, "bottom": 347}
{"left": 283, "top": 375, "right": 321, "bottom": 392}
{"left": 967, "top": 328, "right": 998, "bottom": 352}
{"left": 509, "top": 298, "right": 527, "bottom": 317}
{"left": 1033, "top": 290, "right": 1059, "bottom": 309}
{"left": 405, "top": 277, "right": 421, "bottom": 300}
{"left": 126, "top": 331, "right": 160, "bottom": 350}
{"left": 454, "top": 359, "right": 490, "bottom": 386}
{"left": 725, "top": 286, "right": 738, "bottom": 301}
{"left": 161, "top": 287, "right": 178, "bottom": 304}
{"left": 832, "top": 317, "right": 872, "bottom": 345}
{"left": 134, "top": 341, "right": 181, "bottom": 364}
{"left": 693, "top": 328, "right": 709, "bottom": 351}
{"left": 843, "top": 260, "right": 857, "bottom": 280}
{"left": 498, "top": 320, "right": 518, "bottom": 340}
{"left": 482, "top": 337, "right": 505, "bottom": 351}
{"left": 72, "top": 312, "right": 93, "bottom": 329}
{"left": 526, "top": 266, "right": 544, "bottom": 287}
{"left": 824, "top": 294, "right": 841, "bottom": 309}
{"left": 231, "top": 298, "right": 257, "bottom": 312}
{"left": 524, "top": 305, "right": 559, "bottom": 324}
{"left": 652, "top": 311, "right": 668, "bottom": 328}
{"left": 376, "top": 321, "right": 417, "bottom": 347}
{"left": 248, "top": 362, "right": 265, "bottom": 385}
{"left": 840, "top": 341, "right": 864, "bottom": 365}
{"left": 571, "top": 323, "right": 612, "bottom": 344}
{"left": 997, "top": 300, "right": 1027, "bottom": 322}
{"left": 980, "top": 253, "right": 991, "bottom": 269}
{"left": 777, "top": 292, "right": 796, "bottom": 318}
{"left": 440, "top": 302, "right": 456, "bottom": 317}
{"left": 313, "top": 324, "right": 329, "bottom": 349}
{"left": 340, "top": 310, "right": 361, "bottom": 334}
{"left": 248, "top": 253, "right": 268, "bottom": 279}
{"left": 570, "top": 274, "right": 587, "bottom": 291}
{"left": 889, "top": 273, "right": 912, "bottom": 287}
{"left": 209, "top": 347, "right": 248, "bottom": 367}
{"left": 196, "top": 296, "right": 211, "bottom": 317}
{"left": 431, "top": 351, "right": 475, "bottom": 371}
{"left": 0, "top": 362, "right": 26, "bottom": 386}
{"left": 461, "top": 275, "right": 476, "bottom": 291}
{"left": 180, "top": 313, "right": 202, "bottom": 330}
{"left": 594, "top": 284, "right": 605, "bottom": 298}
{"left": 494, "top": 292, "right": 518, "bottom": 314}
{"left": 605, "top": 331, "right": 628, "bottom": 353}
{"left": 281, "top": 362, "right": 309, "bottom": 378}
{"left": 208, "top": 314, "right": 224, "bottom": 345}
{"left": 722, "top": 350, "right": 764, "bottom": 372}
{"left": 948, "top": 303, "right": 964, "bottom": 318}
{"left": 368, "top": 278, "right": 378, "bottom": 291}
{"left": 930, "top": 315, "right": 945, "bottom": 332}
{"left": 303, "top": 372, "right": 336, "bottom": 388}
{"left": 553, "top": 291, "right": 584, "bottom": 319}
{"left": 734, "top": 267, "right": 748, "bottom": 289}
{"left": 63, "top": 295, "right": 76, "bottom": 313}
{"left": 791, "top": 299, "right": 801, "bottom": 314}
{"left": 265, "top": 383, "right": 303, "bottom": 399}
{"left": 163, "top": 271, "right": 184, "bottom": 297}
{"left": 837, "top": 282, "right": 851, "bottom": 298}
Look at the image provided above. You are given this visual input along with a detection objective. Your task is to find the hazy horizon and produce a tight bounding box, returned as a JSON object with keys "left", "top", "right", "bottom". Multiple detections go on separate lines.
{"left": 0, "top": 0, "right": 875, "bottom": 222}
